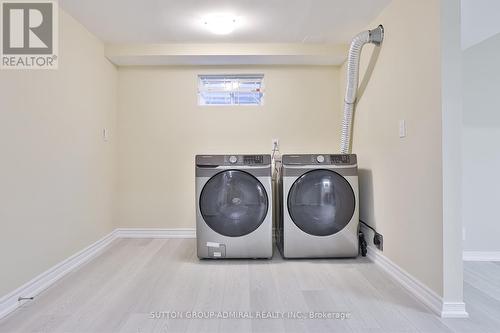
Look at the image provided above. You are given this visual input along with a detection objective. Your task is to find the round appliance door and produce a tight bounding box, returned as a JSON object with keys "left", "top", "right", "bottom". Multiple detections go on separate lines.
{"left": 287, "top": 169, "right": 355, "bottom": 236}
{"left": 200, "top": 170, "right": 268, "bottom": 237}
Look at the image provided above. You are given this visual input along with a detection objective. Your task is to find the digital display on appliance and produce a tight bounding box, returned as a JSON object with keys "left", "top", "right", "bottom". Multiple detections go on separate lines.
{"left": 244, "top": 155, "right": 264, "bottom": 164}
{"left": 331, "top": 155, "right": 350, "bottom": 164}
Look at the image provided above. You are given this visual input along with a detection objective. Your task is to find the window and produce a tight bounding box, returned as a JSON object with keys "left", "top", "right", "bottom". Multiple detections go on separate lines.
{"left": 198, "top": 74, "right": 264, "bottom": 106}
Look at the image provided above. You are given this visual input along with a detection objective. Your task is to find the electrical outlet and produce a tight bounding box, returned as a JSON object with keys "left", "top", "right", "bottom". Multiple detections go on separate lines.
{"left": 272, "top": 138, "right": 280, "bottom": 151}
{"left": 374, "top": 233, "right": 383, "bottom": 251}
{"left": 103, "top": 128, "right": 109, "bottom": 142}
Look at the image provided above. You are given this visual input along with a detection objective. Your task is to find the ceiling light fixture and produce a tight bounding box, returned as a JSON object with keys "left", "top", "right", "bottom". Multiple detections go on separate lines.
{"left": 203, "top": 14, "right": 239, "bottom": 35}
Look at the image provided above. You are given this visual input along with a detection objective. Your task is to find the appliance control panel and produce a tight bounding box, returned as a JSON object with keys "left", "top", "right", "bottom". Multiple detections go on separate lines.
{"left": 282, "top": 154, "right": 357, "bottom": 166}
{"left": 225, "top": 155, "right": 269, "bottom": 165}
{"left": 196, "top": 155, "right": 271, "bottom": 166}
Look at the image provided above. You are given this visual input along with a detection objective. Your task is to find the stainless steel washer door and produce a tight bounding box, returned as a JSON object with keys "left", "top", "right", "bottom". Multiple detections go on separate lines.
{"left": 200, "top": 170, "right": 268, "bottom": 237}
{"left": 287, "top": 169, "right": 355, "bottom": 236}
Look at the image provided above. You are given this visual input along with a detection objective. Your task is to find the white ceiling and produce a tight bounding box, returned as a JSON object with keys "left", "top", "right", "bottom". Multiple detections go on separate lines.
{"left": 461, "top": 0, "right": 500, "bottom": 50}
{"left": 60, "top": 0, "right": 390, "bottom": 44}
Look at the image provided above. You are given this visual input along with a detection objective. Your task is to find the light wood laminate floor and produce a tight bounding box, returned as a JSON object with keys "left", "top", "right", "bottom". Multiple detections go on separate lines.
{"left": 0, "top": 239, "right": 499, "bottom": 332}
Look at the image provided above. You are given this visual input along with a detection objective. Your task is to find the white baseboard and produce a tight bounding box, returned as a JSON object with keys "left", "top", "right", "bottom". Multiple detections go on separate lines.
{"left": 463, "top": 251, "right": 500, "bottom": 261}
{"left": 0, "top": 230, "right": 116, "bottom": 320}
{"left": 367, "top": 246, "right": 468, "bottom": 318}
{"left": 0, "top": 227, "right": 196, "bottom": 320}
{"left": 115, "top": 228, "right": 196, "bottom": 238}
{"left": 441, "top": 302, "right": 469, "bottom": 318}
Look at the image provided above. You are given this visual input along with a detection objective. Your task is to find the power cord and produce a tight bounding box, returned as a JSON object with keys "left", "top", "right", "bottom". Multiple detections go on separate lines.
{"left": 358, "top": 230, "right": 367, "bottom": 257}
{"left": 360, "top": 219, "right": 383, "bottom": 251}
{"left": 360, "top": 219, "right": 376, "bottom": 232}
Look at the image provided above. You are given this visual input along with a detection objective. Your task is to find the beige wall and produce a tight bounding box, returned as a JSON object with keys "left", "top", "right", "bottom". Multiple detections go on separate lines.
{"left": 347, "top": 0, "right": 444, "bottom": 296}
{"left": 0, "top": 11, "right": 117, "bottom": 296}
{"left": 116, "top": 66, "right": 341, "bottom": 228}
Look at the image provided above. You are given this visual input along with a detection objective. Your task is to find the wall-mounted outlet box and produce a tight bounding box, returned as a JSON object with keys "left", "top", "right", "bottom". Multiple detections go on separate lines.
{"left": 374, "top": 233, "right": 383, "bottom": 251}
{"left": 272, "top": 138, "right": 280, "bottom": 151}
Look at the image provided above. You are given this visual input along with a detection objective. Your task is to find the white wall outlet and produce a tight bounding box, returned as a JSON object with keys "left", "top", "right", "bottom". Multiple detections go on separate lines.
{"left": 399, "top": 120, "right": 407, "bottom": 138}
{"left": 272, "top": 138, "right": 280, "bottom": 151}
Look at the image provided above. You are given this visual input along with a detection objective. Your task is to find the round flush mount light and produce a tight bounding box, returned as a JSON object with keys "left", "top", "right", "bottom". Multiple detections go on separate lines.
{"left": 202, "top": 14, "right": 240, "bottom": 35}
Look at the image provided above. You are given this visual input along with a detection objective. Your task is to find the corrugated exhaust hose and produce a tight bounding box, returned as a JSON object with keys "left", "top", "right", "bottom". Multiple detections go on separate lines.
{"left": 340, "top": 25, "right": 384, "bottom": 154}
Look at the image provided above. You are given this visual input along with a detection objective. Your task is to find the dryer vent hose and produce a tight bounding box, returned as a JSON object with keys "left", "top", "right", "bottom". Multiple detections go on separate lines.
{"left": 340, "top": 25, "right": 384, "bottom": 154}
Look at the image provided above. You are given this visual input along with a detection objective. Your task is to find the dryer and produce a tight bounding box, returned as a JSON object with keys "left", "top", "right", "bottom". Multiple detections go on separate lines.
{"left": 277, "top": 154, "right": 359, "bottom": 258}
{"left": 196, "top": 154, "right": 273, "bottom": 259}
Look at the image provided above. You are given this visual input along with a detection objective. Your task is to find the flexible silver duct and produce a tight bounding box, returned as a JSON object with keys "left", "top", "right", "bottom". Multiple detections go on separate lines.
{"left": 340, "top": 25, "right": 384, "bottom": 154}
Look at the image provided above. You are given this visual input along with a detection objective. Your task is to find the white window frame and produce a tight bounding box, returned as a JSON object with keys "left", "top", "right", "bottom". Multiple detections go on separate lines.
{"left": 197, "top": 74, "right": 265, "bottom": 106}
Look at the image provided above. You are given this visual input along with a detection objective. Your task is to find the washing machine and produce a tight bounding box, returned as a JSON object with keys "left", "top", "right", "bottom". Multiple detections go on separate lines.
{"left": 196, "top": 154, "right": 273, "bottom": 259}
{"left": 277, "top": 154, "right": 359, "bottom": 258}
